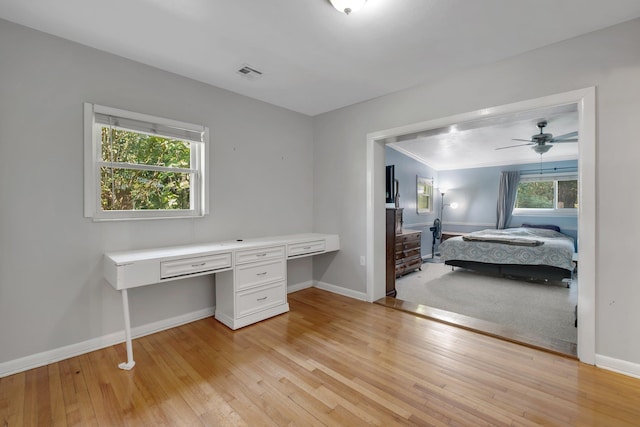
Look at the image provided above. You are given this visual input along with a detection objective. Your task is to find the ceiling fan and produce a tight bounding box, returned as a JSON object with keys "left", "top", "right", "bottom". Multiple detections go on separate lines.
{"left": 496, "top": 120, "right": 578, "bottom": 154}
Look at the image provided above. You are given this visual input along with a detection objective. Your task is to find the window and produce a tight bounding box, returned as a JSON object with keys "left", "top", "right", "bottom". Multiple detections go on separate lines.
{"left": 416, "top": 176, "right": 433, "bottom": 214}
{"left": 84, "top": 103, "right": 209, "bottom": 220}
{"left": 514, "top": 173, "right": 577, "bottom": 215}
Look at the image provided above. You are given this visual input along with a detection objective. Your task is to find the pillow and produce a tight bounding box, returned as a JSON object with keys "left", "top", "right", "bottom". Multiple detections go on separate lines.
{"left": 522, "top": 223, "right": 561, "bottom": 233}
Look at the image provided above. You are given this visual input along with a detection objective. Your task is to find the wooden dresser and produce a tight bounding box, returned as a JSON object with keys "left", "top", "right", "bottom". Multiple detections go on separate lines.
{"left": 394, "top": 229, "right": 422, "bottom": 277}
{"left": 386, "top": 208, "right": 422, "bottom": 297}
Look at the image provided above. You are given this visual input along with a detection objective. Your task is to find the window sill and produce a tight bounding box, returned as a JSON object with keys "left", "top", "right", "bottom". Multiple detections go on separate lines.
{"left": 512, "top": 209, "right": 577, "bottom": 217}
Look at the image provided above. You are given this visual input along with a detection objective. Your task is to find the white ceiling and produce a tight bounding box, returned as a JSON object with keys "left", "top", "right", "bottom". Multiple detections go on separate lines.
{"left": 388, "top": 103, "right": 579, "bottom": 170}
{"left": 2, "top": 0, "right": 640, "bottom": 117}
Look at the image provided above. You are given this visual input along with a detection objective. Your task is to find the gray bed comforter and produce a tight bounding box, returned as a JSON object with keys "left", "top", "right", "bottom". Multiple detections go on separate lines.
{"left": 439, "top": 227, "right": 575, "bottom": 271}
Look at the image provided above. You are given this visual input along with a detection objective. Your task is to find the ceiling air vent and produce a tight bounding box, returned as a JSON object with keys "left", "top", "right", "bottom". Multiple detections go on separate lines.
{"left": 237, "top": 64, "right": 263, "bottom": 80}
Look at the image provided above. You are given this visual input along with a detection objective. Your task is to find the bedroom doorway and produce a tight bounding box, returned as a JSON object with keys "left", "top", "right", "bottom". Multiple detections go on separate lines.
{"left": 365, "top": 88, "right": 596, "bottom": 363}
{"left": 381, "top": 104, "right": 579, "bottom": 356}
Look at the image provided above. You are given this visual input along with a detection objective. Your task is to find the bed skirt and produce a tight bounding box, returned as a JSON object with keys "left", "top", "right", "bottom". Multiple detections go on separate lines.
{"left": 444, "top": 260, "right": 573, "bottom": 281}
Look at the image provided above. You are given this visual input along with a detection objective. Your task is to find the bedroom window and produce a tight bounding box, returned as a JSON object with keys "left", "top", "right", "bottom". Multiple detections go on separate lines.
{"left": 84, "top": 103, "right": 209, "bottom": 220}
{"left": 513, "top": 173, "right": 577, "bottom": 215}
{"left": 416, "top": 176, "right": 433, "bottom": 214}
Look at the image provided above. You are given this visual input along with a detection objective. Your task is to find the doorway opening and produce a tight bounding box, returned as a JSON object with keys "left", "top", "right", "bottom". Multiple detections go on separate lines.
{"left": 365, "top": 88, "right": 596, "bottom": 363}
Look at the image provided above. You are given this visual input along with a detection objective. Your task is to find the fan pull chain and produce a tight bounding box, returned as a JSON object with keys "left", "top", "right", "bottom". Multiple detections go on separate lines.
{"left": 539, "top": 154, "right": 543, "bottom": 174}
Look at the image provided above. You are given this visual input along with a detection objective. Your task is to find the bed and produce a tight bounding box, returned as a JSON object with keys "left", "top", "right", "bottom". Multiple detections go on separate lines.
{"left": 439, "top": 227, "right": 576, "bottom": 281}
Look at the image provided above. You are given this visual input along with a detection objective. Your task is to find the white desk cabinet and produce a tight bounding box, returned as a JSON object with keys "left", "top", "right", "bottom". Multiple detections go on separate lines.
{"left": 215, "top": 245, "right": 288, "bottom": 330}
{"left": 104, "top": 233, "right": 339, "bottom": 370}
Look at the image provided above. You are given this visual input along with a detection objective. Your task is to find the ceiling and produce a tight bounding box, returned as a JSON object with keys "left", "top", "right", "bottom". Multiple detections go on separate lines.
{"left": 387, "top": 103, "right": 579, "bottom": 170}
{"left": 2, "top": 0, "right": 640, "bottom": 117}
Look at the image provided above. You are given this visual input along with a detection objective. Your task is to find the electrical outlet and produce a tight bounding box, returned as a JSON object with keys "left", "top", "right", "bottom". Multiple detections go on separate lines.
{"left": 360, "top": 256, "right": 366, "bottom": 266}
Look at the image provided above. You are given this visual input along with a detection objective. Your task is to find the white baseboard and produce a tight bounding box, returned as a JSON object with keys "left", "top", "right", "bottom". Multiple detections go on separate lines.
{"left": 1, "top": 280, "right": 363, "bottom": 378}
{"left": 0, "top": 307, "right": 215, "bottom": 378}
{"left": 287, "top": 280, "right": 314, "bottom": 293}
{"left": 595, "top": 354, "right": 640, "bottom": 379}
{"left": 313, "top": 280, "right": 367, "bottom": 301}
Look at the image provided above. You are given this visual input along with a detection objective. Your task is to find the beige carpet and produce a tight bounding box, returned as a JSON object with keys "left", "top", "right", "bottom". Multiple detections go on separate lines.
{"left": 396, "top": 262, "right": 577, "bottom": 343}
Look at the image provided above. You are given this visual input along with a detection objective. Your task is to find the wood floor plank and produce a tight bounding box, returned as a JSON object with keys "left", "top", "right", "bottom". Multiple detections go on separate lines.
{"left": 3, "top": 288, "right": 640, "bottom": 426}
{"left": 0, "top": 372, "right": 25, "bottom": 427}
{"left": 47, "top": 363, "right": 68, "bottom": 427}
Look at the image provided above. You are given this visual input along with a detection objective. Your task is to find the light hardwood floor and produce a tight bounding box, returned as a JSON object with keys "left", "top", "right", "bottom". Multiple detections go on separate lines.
{"left": 2, "top": 288, "right": 640, "bottom": 426}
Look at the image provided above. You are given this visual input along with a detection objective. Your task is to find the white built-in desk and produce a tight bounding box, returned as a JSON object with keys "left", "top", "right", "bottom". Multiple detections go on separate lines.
{"left": 104, "top": 233, "right": 339, "bottom": 370}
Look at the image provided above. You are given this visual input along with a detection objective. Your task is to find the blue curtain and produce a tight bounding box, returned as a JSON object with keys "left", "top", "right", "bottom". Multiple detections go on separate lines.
{"left": 496, "top": 171, "right": 520, "bottom": 229}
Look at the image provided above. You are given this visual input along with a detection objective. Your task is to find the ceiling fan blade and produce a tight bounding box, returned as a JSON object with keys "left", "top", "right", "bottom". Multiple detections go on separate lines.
{"left": 495, "top": 142, "right": 533, "bottom": 150}
{"left": 552, "top": 131, "right": 578, "bottom": 140}
{"left": 551, "top": 139, "right": 578, "bottom": 143}
{"left": 511, "top": 138, "right": 533, "bottom": 142}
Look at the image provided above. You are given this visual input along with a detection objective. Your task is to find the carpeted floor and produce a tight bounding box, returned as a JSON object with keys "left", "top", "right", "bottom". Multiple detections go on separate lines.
{"left": 396, "top": 262, "right": 577, "bottom": 344}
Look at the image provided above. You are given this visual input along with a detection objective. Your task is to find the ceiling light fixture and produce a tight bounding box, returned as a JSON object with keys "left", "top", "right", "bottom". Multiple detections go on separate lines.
{"left": 329, "top": 0, "right": 367, "bottom": 15}
{"left": 532, "top": 144, "right": 552, "bottom": 154}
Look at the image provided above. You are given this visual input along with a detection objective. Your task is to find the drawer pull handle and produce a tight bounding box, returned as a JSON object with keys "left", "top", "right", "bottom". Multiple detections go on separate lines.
{"left": 257, "top": 296, "right": 268, "bottom": 301}
{"left": 256, "top": 272, "right": 267, "bottom": 276}
{"left": 256, "top": 253, "right": 267, "bottom": 257}
{"left": 303, "top": 246, "right": 312, "bottom": 250}
{"left": 191, "top": 262, "right": 206, "bottom": 267}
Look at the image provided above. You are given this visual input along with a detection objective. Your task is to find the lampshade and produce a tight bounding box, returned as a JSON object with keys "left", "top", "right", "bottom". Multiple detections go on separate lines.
{"left": 329, "top": 0, "right": 367, "bottom": 14}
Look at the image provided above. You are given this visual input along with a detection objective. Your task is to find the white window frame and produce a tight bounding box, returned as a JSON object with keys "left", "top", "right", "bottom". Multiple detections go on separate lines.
{"left": 84, "top": 103, "right": 209, "bottom": 221}
{"left": 513, "top": 172, "right": 578, "bottom": 217}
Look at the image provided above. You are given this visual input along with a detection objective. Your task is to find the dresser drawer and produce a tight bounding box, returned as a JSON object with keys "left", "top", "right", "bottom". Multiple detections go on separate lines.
{"left": 236, "top": 281, "right": 286, "bottom": 318}
{"left": 396, "top": 240, "right": 420, "bottom": 252}
{"left": 235, "top": 245, "right": 285, "bottom": 265}
{"left": 288, "top": 240, "right": 325, "bottom": 258}
{"left": 405, "top": 258, "right": 423, "bottom": 270}
{"left": 396, "top": 252, "right": 421, "bottom": 264}
{"left": 403, "top": 247, "right": 421, "bottom": 259}
{"left": 235, "top": 259, "right": 285, "bottom": 290}
{"left": 395, "top": 258, "right": 422, "bottom": 277}
{"left": 160, "top": 253, "right": 232, "bottom": 279}
{"left": 399, "top": 232, "right": 421, "bottom": 243}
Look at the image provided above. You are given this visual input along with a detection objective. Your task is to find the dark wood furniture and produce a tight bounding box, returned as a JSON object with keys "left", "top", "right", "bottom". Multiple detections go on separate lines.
{"left": 395, "top": 229, "right": 422, "bottom": 277}
{"left": 385, "top": 208, "right": 401, "bottom": 297}
{"left": 386, "top": 208, "right": 422, "bottom": 297}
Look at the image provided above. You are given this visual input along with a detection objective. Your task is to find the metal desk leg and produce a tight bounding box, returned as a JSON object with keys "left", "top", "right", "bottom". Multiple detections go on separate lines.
{"left": 118, "top": 288, "right": 136, "bottom": 370}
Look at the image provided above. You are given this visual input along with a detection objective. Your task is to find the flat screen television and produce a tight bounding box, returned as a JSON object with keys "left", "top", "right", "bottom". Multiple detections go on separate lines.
{"left": 385, "top": 165, "right": 395, "bottom": 203}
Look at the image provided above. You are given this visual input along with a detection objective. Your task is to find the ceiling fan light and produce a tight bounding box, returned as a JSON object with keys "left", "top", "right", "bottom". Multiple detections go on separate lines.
{"left": 532, "top": 144, "right": 552, "bottom": 154}
{"left": 329, "top": 0, "right": 367, "bottom": 14}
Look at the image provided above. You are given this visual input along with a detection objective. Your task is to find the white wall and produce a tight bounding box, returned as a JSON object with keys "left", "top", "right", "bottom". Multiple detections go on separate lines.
{"left": 0, "top": 19, "right": 314, "bottom": 365}
{"left": 313, "top": 19, "right": 640, "bottom": 368}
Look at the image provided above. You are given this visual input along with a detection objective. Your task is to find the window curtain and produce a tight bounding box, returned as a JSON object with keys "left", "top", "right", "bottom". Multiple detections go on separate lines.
{"left": 496, "top": 171, "right": 520, "bottom": 229}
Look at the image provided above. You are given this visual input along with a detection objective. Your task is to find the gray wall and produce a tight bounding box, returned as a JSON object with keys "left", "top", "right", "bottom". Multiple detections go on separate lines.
{"left": 385, "top": 147, "right": 439, "bottom": 256}
{"left": 0, "top": 20, "right": 314, "bottom": 364}
{"left": 313, "top": 19, "right": 640, "bottom": 366}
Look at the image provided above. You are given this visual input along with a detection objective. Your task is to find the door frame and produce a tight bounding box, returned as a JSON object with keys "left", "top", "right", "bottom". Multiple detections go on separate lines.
{"left": 365, "top": 87, "right": 596, "bottom": 364}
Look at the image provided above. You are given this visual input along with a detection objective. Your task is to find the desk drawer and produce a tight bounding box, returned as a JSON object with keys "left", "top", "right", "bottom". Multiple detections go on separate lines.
{"left": 236, "top": 281, "right": 286, "bottom": 318}
{"left": 235, "top": 246, "right": 285, "bottom": 265}
{"left": 288, "top": 240, "right": 325, "bottom": 258}
{"left": 160, "top": 253, "right": 231, "bottom": 279}
{"left": 236, "top": 259, "right": 285, "bottom": 290}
